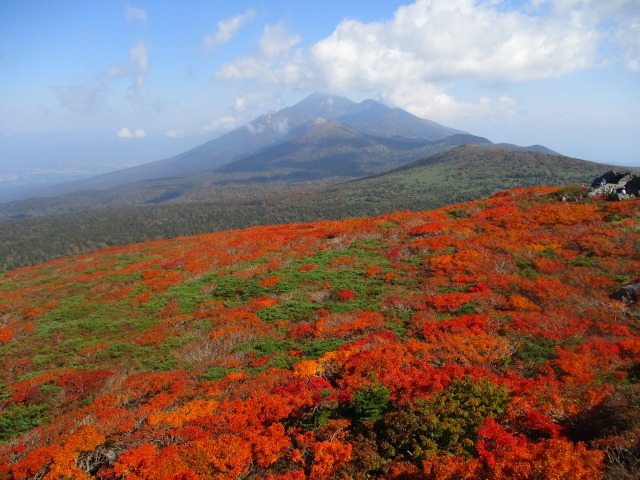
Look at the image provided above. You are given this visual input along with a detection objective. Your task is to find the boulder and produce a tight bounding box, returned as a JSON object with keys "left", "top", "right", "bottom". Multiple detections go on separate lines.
{"left": 587, "top": 171, "right": 640, "bottom": 199}
{"left": 610, "top": 283, "right": 640, "bottom": 304}
{"left": 608, "top": 192, "right": 633, "bottom": 201}
{"left": 588, "top": 184, "right": 618, "bottom": 197}
{"left": 624, "top": 174, "right": 640, "bottom": 196}
{"left": 590, "top": 170, "right": 629, "bottom": 188}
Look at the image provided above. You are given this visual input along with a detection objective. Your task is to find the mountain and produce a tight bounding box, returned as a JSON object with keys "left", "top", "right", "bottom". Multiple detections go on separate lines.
{"left": 0, "top": 93, "right": 630, "bottom": 273}
{"left": 216, "top": 121, "right": 489, "bottom": 180}
{"left": 0, "top": 140, "right": 560, "bottom": 224}
{"left": 326, "top": 98, "right": 465, "bottom": 140}
{"left": 0, "top": 126, "right": 488, "bottom": 218}
{"left": 1, "top": 186, "right": 638, "bottom": 478}
{"left": 216, "top": 120, "right": 385, "bottom": 179}
{"left": 273, "top": 144, "right": 639, "bottom": 218}
{"left": 42, "top": 93, "right": 463, "bottom": 193}
{"left": 0, "top": 146, "right": 634, "bottom": 272}
{"left": 494, "top": 143, "right": 558, "bottom": 154}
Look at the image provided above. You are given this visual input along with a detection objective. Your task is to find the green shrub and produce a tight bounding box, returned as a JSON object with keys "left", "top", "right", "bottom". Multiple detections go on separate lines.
{"left": 0, "top": 404, "right": 48, "bottom": 442}
{"left": 381, "top": 376, "right": 510, "bottom": 459}
{"left": 516, "top": 337, "right": 558, "bottom": 365}
{"left": 353, "top": 383, "right": 390, "bottom": 423}
{"left": 140, "top": 353, "right": 178, "bottom": 372}
{"left": 300, "top": 338, "right": 345, "bottom": 359}
{"left": 202, "top": 366, "right": 234, "bottom": 381}
{"left": 569, "top": 257, "right": 599, "bottom": 267}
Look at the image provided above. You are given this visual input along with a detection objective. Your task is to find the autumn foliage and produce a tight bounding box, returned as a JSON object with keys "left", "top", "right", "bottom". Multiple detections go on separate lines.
{"left": 0, "top": 186, "right": 639, "bottom": 479}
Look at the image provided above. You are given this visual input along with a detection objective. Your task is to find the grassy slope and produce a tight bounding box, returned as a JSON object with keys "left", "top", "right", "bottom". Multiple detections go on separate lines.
{"left": 0, "top": 186, "right": 639, "bottom": 478}
{"left": 330, "top": 145, "right": 632, "bottom": 212}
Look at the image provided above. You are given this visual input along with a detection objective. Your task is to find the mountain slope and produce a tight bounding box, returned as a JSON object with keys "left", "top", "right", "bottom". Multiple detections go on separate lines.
{"left": 0, "top": 135, "right": 495, "bottom": 220}
{"left": 327, "top": 145, "right": 630, "bottom": 213}
{"left": 216, "top": 120, "right": 386, "bottom": 179}
{"left": 0, "top": 187, "right": 638, "bottom": 478}
{"left": 334, "top": 98, "right": 465, "bottom": 140}
{"left": 0, "top": 146, "right": 634, "bottom": 272}
{"left": 215, "top": 121, "right": 488, "bottom": 180}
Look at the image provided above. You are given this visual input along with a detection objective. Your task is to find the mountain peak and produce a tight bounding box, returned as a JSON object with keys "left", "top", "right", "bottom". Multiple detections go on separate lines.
{"left": 286, "top": 92, "right": 356, "bottom": 119}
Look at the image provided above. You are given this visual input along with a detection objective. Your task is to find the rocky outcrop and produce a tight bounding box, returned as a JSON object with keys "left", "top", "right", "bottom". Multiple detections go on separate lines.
{"left": 610, "top": 283, "right": 640, "bottom": 304}
{"left": 587, "top": 171, "right": 640, "bottom": 200}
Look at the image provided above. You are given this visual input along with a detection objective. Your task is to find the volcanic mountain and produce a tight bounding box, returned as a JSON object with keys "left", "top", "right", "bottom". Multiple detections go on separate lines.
{"left": 52, "top": 93, "right": 465, "bottom": 192}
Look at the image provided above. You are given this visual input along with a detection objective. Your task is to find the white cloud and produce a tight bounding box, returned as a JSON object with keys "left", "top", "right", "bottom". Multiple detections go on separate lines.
{"left": 128, "top": 42, "right": 149, "bottom": 98}
{"left": 259, "top": 24, "right": 301, "bottom": 58}
{"left": 167, "top": 117, "right": 241, "bottom": 137}
{"left": 117, "top": 127, "right": 146, "bottom": 139}
{"left": 203, "top": 9, "right": 256, "bottom": 51}
{"left": 233, "top": 92, "right": 270, "bottom": 113}
{"left": 376, "top": 81, "right": 518, "bottom": 120}
{"left": 203, "top": 116, "right": 240, "bottom": 133}
{"left": 216, "top": 57, "right": 264, "bottom": 81}
{"left": 215, "top": 23, "right": 302, "bottom": 85}
{"left": 234, "top": 96, "right": 249, "bottom": 113}
{"left": 308, "top": 0, "right": 598, "bottom": 90}
{"left": 213, "top": 0, "right": 638, "bottom": 120}
{"left": 246, "top": 122, "right": 265, "bottom": 135}
{"left": 107, "top": 42, "right": 149, "bottom": 99}
{"left": 165, "top": 129, "right": 188, "bottom": 138}
{"left": 589, "top": 0, "right": 640, "bottom": 72}
{"left": 55, "top": 42, "right": 149, "bottom": 112}
{"left": 125, "top": 7, "right": 147, "bottom": 24}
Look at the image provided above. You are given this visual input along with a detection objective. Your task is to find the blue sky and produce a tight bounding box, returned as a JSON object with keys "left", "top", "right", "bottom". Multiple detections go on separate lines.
{"left": 1, "top": 0, "right": 639, "bottom": 184}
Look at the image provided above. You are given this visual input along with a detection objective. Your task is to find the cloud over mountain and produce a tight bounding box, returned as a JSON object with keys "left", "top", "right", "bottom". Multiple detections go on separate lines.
{"left": 5, "top": 0, "right": 638, "bottom": 171}
{"left": 215, "top": 23, "right": 303, "bottom": 85}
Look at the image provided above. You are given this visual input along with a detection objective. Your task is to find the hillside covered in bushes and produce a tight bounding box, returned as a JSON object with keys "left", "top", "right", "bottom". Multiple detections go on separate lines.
{"left": 0, "top": 186, "right": 639, "bottom": 479}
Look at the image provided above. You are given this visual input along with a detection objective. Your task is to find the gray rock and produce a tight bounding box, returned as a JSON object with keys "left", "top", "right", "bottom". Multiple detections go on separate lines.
{"left": 588, "top": 171, "right": 640, "bottom": 199}
{"left": 587, "top": 184, "right": 618, "bottom": 197}
{"left": 610, "top": 283, "right": 640, "bottom": 303}
{"left": 608, "top": 192, "right": 633, "bottom": 201}
{"left": 625, "top": 175, "right": 640, "bottom": 196}
{"left": 591, "top": 171, "right": 629, "bottom": 188}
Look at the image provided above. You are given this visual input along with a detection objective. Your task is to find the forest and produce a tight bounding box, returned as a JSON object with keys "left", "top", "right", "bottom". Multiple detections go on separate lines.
{"left": 0, "top": 186, "right": 639, "bottom": 479}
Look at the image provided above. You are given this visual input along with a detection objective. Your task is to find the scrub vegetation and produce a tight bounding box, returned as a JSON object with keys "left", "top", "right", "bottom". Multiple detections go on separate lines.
{"left": 1, "top": 186, "right": 639, "bottom": 478}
